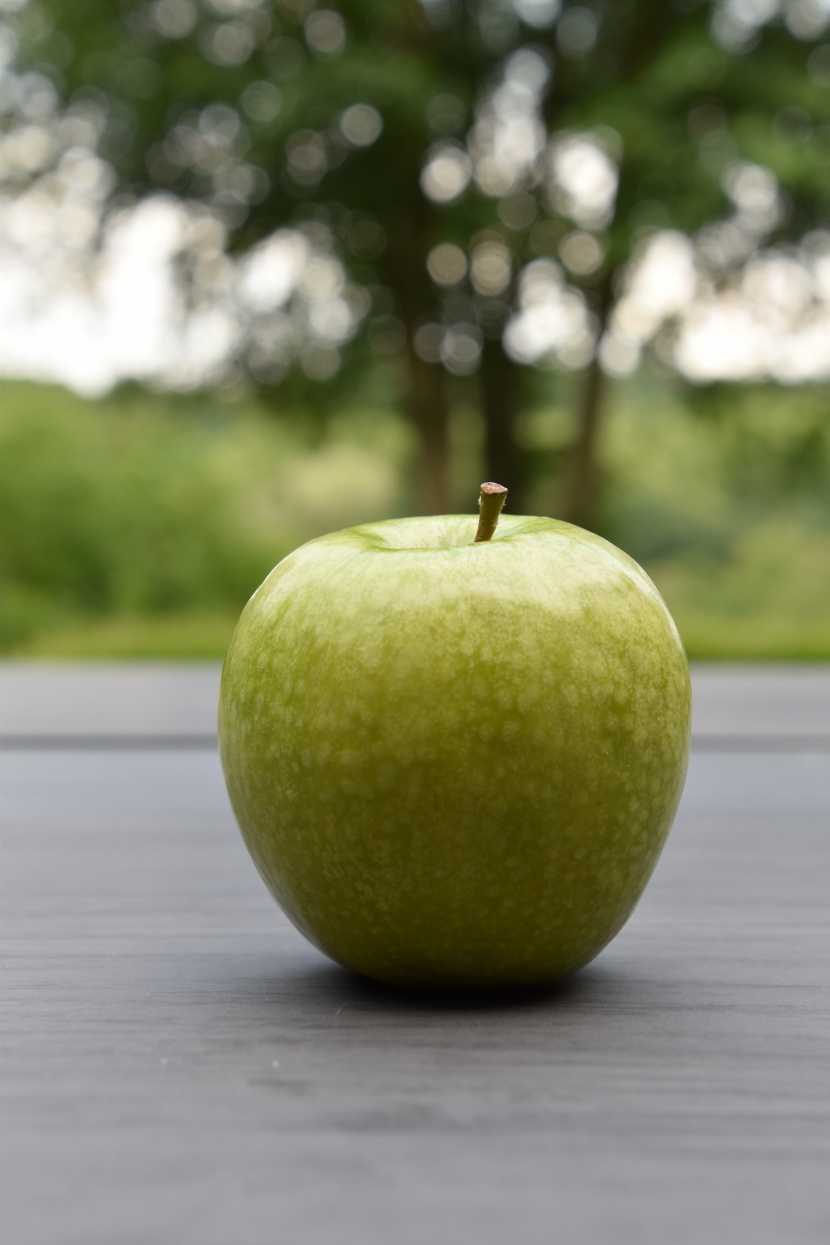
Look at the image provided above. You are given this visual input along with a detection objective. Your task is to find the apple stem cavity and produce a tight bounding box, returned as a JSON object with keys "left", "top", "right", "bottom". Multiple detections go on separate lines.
{"left": 474, "top": 482, "right": 508, "bottom": 543}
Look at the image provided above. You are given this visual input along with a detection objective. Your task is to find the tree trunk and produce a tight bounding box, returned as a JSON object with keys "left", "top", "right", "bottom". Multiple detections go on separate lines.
{"left": 562, "top": 287, "right": 613, "bottom": 531}
{"left": 562, "top": 350, "right": 606, "bottom": 530}
{"left": 480, "top": 337, "right": 525, "bottom": 513}
{"left": 403, "top": 347, "right": 450, "bottom": 515}
{"left": 385, "top": 179, "right": 451, "bottom": 515}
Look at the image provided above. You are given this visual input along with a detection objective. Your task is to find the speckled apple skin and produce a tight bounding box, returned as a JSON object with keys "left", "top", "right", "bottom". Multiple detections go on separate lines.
{"left": 219, "top": 515, "right": 691, "bottom": 988}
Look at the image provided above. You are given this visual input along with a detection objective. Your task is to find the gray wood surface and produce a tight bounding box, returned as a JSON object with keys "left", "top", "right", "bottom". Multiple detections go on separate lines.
{"left": 2, "top": 667, "right": 829, "bottom": 1245}
{"left": 3, "top": 661, "right": 830, "bottom": 743}
{"left": 0, "top": 662, "right": 220, "bottom": 741}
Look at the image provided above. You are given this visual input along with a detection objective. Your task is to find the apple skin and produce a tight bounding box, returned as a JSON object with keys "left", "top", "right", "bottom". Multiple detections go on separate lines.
{"left": 219, "top": 514, "right": 691, "bottom": 989}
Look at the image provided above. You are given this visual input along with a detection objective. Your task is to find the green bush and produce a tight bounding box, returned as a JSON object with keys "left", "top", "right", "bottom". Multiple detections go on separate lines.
{"left": 0, "top": 384, "right": 276, "bottom": 648}
{"left": 0, "top": 381, "right": 409, "bottom": 652}
{"left": 2, "top": 376, "right": 828, "bottom": 659}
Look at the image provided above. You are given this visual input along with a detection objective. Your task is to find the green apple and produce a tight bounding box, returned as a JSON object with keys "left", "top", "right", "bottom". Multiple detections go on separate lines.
{"left": 219, "top": 489, "right": 691, "bottom": 989}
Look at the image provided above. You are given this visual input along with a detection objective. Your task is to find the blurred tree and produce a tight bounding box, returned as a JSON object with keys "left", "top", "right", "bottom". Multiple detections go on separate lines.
{"left": 4, "top": 0, "right": 829, "bottom": 519}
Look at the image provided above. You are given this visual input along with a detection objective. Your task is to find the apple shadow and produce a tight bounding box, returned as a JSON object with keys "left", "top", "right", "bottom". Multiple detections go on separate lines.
{"left": 327, "top": 967, "right": 594, "bottom": 1011}
{"left": 227, "top": 947, "right": 635, "bottom": 1017}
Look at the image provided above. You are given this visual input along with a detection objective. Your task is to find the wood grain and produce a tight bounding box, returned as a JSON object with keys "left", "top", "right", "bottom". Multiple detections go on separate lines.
{"left": 1, "top": 671, "right": 829, "bottom": 1245}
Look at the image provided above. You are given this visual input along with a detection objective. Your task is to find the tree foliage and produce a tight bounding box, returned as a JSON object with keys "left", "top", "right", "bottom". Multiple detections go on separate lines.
{"left": 5, "top": 0, "right": 829, "bottom": 515}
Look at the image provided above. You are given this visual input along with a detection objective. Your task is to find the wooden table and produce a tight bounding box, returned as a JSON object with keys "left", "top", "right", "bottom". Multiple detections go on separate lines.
{"left": 2, "top": 664, "right": 829, "bottom": 1245}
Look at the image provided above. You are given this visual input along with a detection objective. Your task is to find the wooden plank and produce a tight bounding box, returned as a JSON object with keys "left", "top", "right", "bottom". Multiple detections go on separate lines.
{"left": 3, "top": 662, "right": 830, "bottom": 742}
{"left": 0, "top": 662, "right": 220, "bottom": 740}
{"left": 2, "top": 743, "right": 829, "bottom": 1245}
{"left": 690, "top": 665, "right": 830, "bottom": 742}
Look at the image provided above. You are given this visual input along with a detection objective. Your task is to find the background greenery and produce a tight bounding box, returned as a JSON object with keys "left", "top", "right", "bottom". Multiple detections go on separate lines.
{"left": 2, "top": 1, "right": 829, "bottom": 660}
{"left": 6, "top": 0, "right": 830, "bottom": 514}
{"left": 2, "top": 375, "right": 828, "bottom": 660}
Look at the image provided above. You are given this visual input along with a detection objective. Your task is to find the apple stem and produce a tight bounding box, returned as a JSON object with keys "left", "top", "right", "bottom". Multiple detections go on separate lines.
{"left": 474, "top": 482, "right": 508, "bottom": 543}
